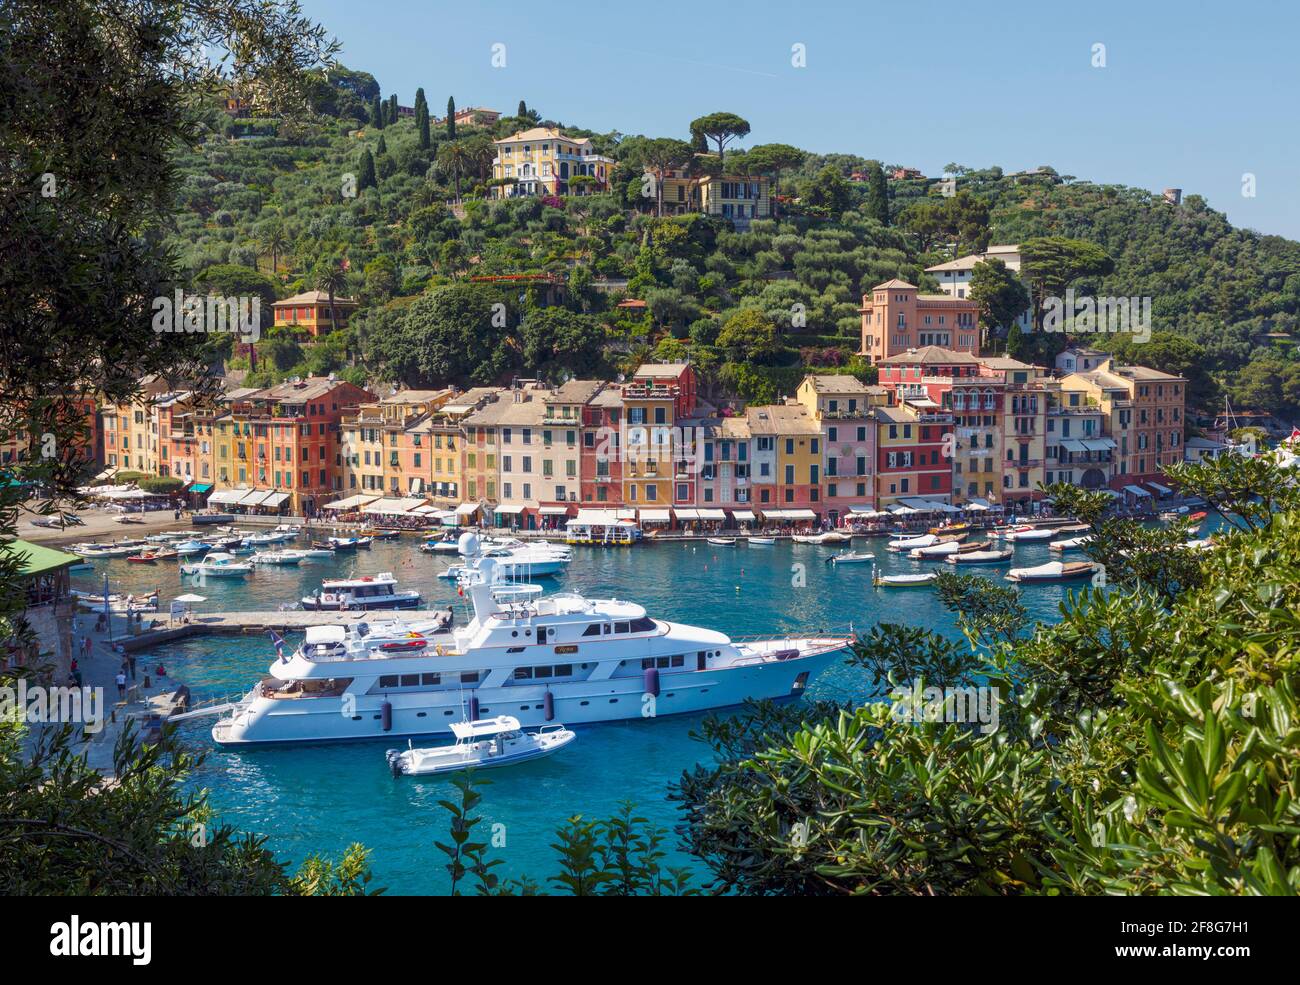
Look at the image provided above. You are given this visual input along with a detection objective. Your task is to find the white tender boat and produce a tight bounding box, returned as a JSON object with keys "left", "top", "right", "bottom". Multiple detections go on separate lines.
{"left": 747, "top": 536, "right": 776, "bottom": 546}
{"left": 706, "top": 537, "right": 736, "bottom": 546}
{"left": 303, "top": 547, "right": 336, "bottom": 558}
{"left": 173, "top": 540, "right": 212, "bottom": 556}
{"left": 386, "top": 717, "right": 574, "bottom": 776}
{"left": 1005, "top": 560, "right": 1097, "bottom": 583}
{"left": 302, "top": 572, "right": 422, "bottom": 610}
{"left": 874, "top": 571, "right": 938, "bottom": 588}
{"left": 947, "top": 549, "right": 1014, "bottom": 565}
{"left": 208, "top": 558, "right": 853, "bottom": 745}
{"left": 1049, "top": 535, "right": 1092, "bottom": 552}
{"left": 887, "top": 533, "right": 939, "bottom": 552}
{"left": 179, "top": 552, "right": 253, "bottom": 577}
{"left": 1001, "top": 526, "right": 1056, "bottom": 542}
{"left": 72, "top": 589, "right": 159, "bottom": 613}
{"left": 792, "top": 531, "right": 852, "bottom": 545}
{"left": 250, "top": 549, "right": 308, "bottom": 566}
{"left": 829, "top": 551, "right": 874, "bottom": 564}
{"left": 437, "top": 536, "right": 571, "bottom": 579}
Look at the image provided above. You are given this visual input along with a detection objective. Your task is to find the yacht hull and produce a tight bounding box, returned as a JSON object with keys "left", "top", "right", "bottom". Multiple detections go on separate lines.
{"left": 211, "top": 643, "right": 843, "bottom": 746}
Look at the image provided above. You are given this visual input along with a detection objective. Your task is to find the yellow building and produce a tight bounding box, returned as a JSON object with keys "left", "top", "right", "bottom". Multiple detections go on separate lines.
{"left": 491, "top": 127, "right": 614, "bottom": 198}
{"left": 271, "top": 291, "right": 358, "bottom": 338}
{"left": 695, "top": 174, "right": 772, "bottom": 226}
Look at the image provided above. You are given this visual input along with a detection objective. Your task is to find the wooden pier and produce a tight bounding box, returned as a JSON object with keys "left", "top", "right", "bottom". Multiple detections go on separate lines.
{"left": 118, "top": 609, "right": 438, "bottom": 650}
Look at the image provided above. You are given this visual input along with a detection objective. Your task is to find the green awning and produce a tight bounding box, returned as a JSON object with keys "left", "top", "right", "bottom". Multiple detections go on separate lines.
{"left": 189, "top": 483, "right": 213, "bottom": 493}
{"left": 2, "top": 538, "right": 82, "bottom": 576}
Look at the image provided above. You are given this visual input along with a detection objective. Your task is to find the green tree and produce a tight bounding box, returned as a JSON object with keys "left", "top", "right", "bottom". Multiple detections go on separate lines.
{"left": 969, "top": 258, "right": 1030, "bottom": 348}
{"left": 717, "top": 308, "right": 779, "bottom": 364}
{"left": 863, "top": 160, "right": 889, "bottom": 225}
{"left": 689, "top": 112, "right": 751, "bottom": 165}
{"left": 373, "top": 284, "right": 516, "bottom": 386}
{"left": 313, "top": 260, "right": 349, "bottom": 335}
{"left": 744, "top": 143, "right": 806, "bottom": 198}
{"left": 446, "top": 95, "right": 456, "bottom": 139}
{"left": 1020, "top": 236, "right": 1115, "bottom": 329}
{"left": 370, "top": 93, "right": 384, "bottom": 128}
{"left": 357, "top": 147, "right": 377, "bottom": 190}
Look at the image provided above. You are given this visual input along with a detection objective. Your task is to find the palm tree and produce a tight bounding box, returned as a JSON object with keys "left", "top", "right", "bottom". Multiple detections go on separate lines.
{"left": 437, "top": 142, "right": 470, "bottom": 201}
{"left": 314, "top": 261, "right": 349, "bottom": 335}
{"left": 259, "top": 221, "right": 288, "bottom": 274}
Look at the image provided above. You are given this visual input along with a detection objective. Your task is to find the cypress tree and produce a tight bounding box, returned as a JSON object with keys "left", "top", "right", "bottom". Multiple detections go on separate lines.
{"left": 370, "top": 94, "right": 383, "bottom": 129}
{"left": 865, "top": 160, "right": 890, "bottom": 226}
{"left": 518, "top": 99, "right": 527, "bottom": 117}
{"left": 446, "top": 96, "right": 456, "bottom": 139}
{"left": 358, "top": 148, "right": 377, "bottom": 190}
{"left": 388, "top": 94, "right": 398, "bottom": 125}
{"left": 417, "top": 103, "right": 430, "bottom": 149}
{"left": 376, "top": 133, "right": 387, "bottom": 155}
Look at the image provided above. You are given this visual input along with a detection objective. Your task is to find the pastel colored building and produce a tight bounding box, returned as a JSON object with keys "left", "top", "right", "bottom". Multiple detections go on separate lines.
{"left": 271, "top": 291, "right": 358, "bottom": 338}
{"left": 859, "top": 279, "right": 981, "bottom": 364}
{"left": 795, "top": 374, "right": 889, "bottom": 517}
{"left": 924, "top": 244, "right": 1032, "bottom": 333}
{"left": 580, "top": 386, "right": 624, "bottom": 507}
{"left": 746, "top": 403, "right": 823, "bottom": 513}
{"left": 873, "top": 403, "right": 954, "bottom": 508}
{"left": 491, "top": 127, "right": 614, "bottom": 198}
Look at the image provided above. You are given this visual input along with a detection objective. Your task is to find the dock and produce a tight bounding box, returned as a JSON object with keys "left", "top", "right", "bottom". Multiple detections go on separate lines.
{"left": 115, "top": 609, "right": 439, "bottom": 650}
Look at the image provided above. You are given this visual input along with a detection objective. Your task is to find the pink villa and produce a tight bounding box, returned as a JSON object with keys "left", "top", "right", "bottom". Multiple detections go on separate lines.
{"left": 859, "top": 279, "right": 981, "bottom": 364}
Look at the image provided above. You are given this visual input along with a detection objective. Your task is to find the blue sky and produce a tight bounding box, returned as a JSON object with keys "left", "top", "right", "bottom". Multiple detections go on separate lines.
{"left": 305, "top": 0, "right": 1299, "bottom": 239}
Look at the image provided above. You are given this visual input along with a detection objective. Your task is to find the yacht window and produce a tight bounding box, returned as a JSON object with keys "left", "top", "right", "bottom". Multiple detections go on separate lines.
{"left": 671, "top": 655, "right": 684, "bottom": 667}
{"left": 460, "top": 672, "right": 479, "bottom": 684}
{"left": 656, "top": 656, "right": 670, "bottom": 669}
{"left": 507, "top": 646, "right": 524, "bottom": 653}
{"left": 602, "top": 624, "right": 611, "bottom": 635}
{"left": 400, "top": 674, "right": 419, "bottom": 687}
{"left": 582, "top": 623, "right": 603, "bottom": 637}
{"left": 513, "top": 667, "right": 533, "bottom": 680}
{"left": 641, "top": 658, "right": 655, "bottom": 670}
{"left": 379, "top": 675, "right": 399, "bottom": 688}
{"left": 614, "top": 622, "right": 630, "bottom": 634}
{"left": 421, "top": 673, "right": 441, "bottom": 686}
{"left": 554, "top": 664, "right": 573, "bottom": 676}
{"left": 629, "top": 617, "right": 655, "bottom": 633}
{"left": 534, "top": 665, "right": 553, "bottom": 678}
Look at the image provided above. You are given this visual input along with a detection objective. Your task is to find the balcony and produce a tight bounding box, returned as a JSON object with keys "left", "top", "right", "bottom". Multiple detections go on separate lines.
{"left": 1010, "top": 459, "right": 1043, "bottom": 469}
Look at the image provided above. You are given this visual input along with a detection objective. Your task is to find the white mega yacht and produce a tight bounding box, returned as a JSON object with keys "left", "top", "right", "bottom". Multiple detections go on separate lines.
{"left": 210, "top": 559, "right": 852, "bottom": 746}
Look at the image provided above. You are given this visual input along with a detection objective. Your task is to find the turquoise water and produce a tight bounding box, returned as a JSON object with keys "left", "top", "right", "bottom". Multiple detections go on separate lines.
{"left": 71, "top": 531, "right": 1114, "bottom": 894}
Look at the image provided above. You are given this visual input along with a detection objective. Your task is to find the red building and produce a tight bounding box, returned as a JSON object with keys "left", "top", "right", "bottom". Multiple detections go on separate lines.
{"left": 580, "top": 387, "right": 624, "bottom": 506}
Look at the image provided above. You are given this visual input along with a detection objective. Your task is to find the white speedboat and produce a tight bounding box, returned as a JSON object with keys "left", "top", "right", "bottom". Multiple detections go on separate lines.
{"left": 747, "top": 537, "right": 776, "bottom": 546}
{"left": 1001, "top": 525, "right": 1056, "bottom": 542}
{"left": 180, "top": 552, "right": 253, "bottom": 577}
{"left": 947, "top": 549, "right": 1014, "bottom": 565}
{"left": 829, "top": 551, "right": 874, "bottom": 564}
{"left": 301, "top": 572, "right": 422, "bottom": 610}
{"left": 706, "top": 537, "right": 736, "bottom": 546}
{"left": 302, "top": 547, "right": 336, "bottom": 558}
{"left": 72, "top": 589, "right": 159, "bottom": 613}
{"left": 173, "top": 540, "right": 211, "bottom": 556}
{"left": 208, "top": 559, "right": 853, "bottom": 746}
{"left": 887, "top": 533, "right": 938, "bottom": 552}
{"left": 792, "top": 531, "right": 851, "bottom": 545}
{"left": 437, "top": 533, "right": 571, "bottom": 579}
{"left": 250, "top": 549, "right": 308, "bottom": 566}
{"left": 386, "top": 717, "right": 574, "bottom": 776}
{"left": 328, "top": 535, "right": 372, "bottom": 551}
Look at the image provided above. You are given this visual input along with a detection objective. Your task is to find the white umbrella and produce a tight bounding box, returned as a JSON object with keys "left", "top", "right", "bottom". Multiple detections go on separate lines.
{"left": 174, "top": 594, "right": 207, "bottom": 603}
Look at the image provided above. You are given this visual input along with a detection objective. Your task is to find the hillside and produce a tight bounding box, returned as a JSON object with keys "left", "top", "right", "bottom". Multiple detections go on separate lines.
{"left": 165, "top": 79, "right": 1300, "bottom": 421}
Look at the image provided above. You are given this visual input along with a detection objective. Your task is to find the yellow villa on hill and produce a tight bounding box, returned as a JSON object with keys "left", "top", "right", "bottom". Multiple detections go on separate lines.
{"left": 490, "top": 127, "right": 614, "bottom": 198}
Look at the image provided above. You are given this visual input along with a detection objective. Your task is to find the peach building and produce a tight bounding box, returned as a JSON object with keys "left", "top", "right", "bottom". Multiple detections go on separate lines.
{"left": 859, "top": 279, "right": 981, "bottom": 363}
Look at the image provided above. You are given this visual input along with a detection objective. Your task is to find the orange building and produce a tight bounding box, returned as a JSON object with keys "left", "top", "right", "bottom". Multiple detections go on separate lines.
{"left": 859, "top": 279, "right": 981, "bottom": 364}
{"left": 271, "top": 291, "right": 358, "bottom": 338}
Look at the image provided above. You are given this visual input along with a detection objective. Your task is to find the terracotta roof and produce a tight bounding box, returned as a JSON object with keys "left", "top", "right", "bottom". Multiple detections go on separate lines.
{"left": 874, "top": 279, "right": 916, "bottom": 290}
{"left": 745, "top": 403, "right": 820, "bottom": 435}
{"left": 545, "top": 380, "right": 604, "bottom": 404}
{"left": 878, "top": 346, "right": 980, "bottom": 366}
{"left": 273, "top": 290, "right": 357, "bottom": 307}
{"left": 634, "top": 362, "right": 691, "bottom": 379}
{"left": 803, "top": 374, "right": 878, "bottom": 395}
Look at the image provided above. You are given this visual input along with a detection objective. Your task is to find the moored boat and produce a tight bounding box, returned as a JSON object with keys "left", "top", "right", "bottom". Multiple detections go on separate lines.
{"left": 1050, "top": 535, "right": 1092, "bottom": 552}
{"left": 706, "top": 537, "right": 736, "bottom": 546}
{"left": 179, "top": 552, "right": 253, "bottom": 578}
{"left": 946, "top": 549, "right": 1014, "bottom": 565}
{"left": 249, "top": 549, "right": 308, "bottom": 566}
{"left": 747, "top": 536, "right": 776, "bottom": 546}
{"left": 829, "top": 550, "right": 874, "bottom": 564}
{"left": 909, "top": 539, "right": 991, "bottom": 560}
{"left": 302, "top": 572, "right": 421, "bottom": 610}
{"left": 1005, "top": 560, "right": 1097, "bottom": 583}
{"left": 386, "top": 717, "right": 575, "bottom": 776}
{"left": 873, "top": 571, "right": 938, "bottom": 588}
{"left": 1002, "top": 526, "right": 1057, "bottom": 542}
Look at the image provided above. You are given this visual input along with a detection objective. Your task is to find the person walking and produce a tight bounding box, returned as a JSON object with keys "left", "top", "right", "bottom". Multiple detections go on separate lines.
{"left": 115, "top": 669, "right": 127, "bottom": 700}
{"left": 127, "top": 652, "right": 137, "bottom": 680}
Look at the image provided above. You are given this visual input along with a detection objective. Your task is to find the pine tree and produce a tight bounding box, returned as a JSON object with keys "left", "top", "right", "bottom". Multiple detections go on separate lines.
{"left": 358, "top": 148, "right": 377, "bottom": 190}
{"left": 446, "top": 96, "right": 456, "bottom": 139}
{"left": 376, "top": 133, "right": 387, "bottom": 156}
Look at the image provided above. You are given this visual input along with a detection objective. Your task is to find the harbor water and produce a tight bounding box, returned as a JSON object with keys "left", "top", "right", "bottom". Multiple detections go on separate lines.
{"left": 73, "top": 532, "right": 1112, "bottom": 893}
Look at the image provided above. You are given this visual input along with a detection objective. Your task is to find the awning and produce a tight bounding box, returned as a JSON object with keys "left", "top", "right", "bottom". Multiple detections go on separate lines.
{"left": 208, "top": 489, "right": 247, "bottom": 505}
{"left": 238, "top": 489, "right": 273, "bottom": 506}
{"left": 189, "top": 483, "right": 213, "bottom": 494}
{"left": 1146, "top": 481, "right": 1173, "bottom": 496}
{"left": 1123, "top": 484, "right": 1151, "bottom": 497}
{"left": 1083, "top": 438, "right": 1117, "bottom": 451}
{"left": 322, "top": 494, "right": 379, "bottom": 511}
{"left": 731, "top": 509, "right": 756, "bottom": 522}
{"left": 94, "top": 466, "right": 119, "bottom": 481}
{"left": 365, "top": 497, "right": 426, "bottom": 515}
{"left": 639, "top": 508, "right": 672, "bottom": 522}
{"left": 570, "top": 508, "right": 628, "bottom": 526}
{"left": 261, "top": 492, "right": 289, "bottom": 508}
{"left": 966, "top": 497, "right": 993, "bottom": 510}
{"left": 900, "top": 497, "right": 956, "bottom": 512}
{"left": 1059, "top": 439, "right": 1088, "bottom": 453}
{"left": 674, "top": 508, "right": 701, "bottom": 521}
{"left": 761, "top": 508, "right": 817, "bottom": 520}
{"left": 455, "top": 503, "right": 481, "bottom": 516}
{"left": 494, "top": 504, "right": 525, "bottom": 515}
{"left": 539, "top": 506, "right": 572, "bottom": 515}
{"left": 697, "top": 508, "right": 726, "bottom": 521}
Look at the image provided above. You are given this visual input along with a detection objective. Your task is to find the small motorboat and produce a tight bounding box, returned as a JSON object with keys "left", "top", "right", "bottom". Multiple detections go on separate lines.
{"left": 829, "top": 551, "right": 874, "bottom": 564}
{"left": 422, "top": 535, "right": 461, "bottom": 553}
{"left": 126, "top": 547, "right": 177, "bottom": 564}
{"left": 114, "top": 515, "right": 145, "bottom": 524}
{"left": 360, "top": 529, "right": 401, "bottom": 541}
{"left": 387, "top": 716, "right": 575, "bottom": 776}
{"left": 1050, "top": 535, "right": 1092, "bottom": 553}
{"left": 173, "top": 540, "right": 211, "bottom": 556}
{"left": 791, "top": 531, "right": 852, "bottom": 545}
{"left": 1005, "top": 561, "right": 1097, "bottom": 583}
{"left": 249, "top": 549, "right": 308, "bottom": 566}
{"left": 947, "top": 549, "right": 1014, "bottom": 565}
{"left": 72, "top": 589, "right": 159, "bottom": 614}
{"left": 873, "top": 571, "right": 938, "bottom": 588}
{"left": 747, "top": 536, "right": 776, "bottom": 546}
{"left": 928, "top": 522, "right": 970, "bottom": 537}
{"left": 706, "top": 537, "right": 736, "bottom": 546}
{"left": 328, "top": 535, "right": 372, "bottom": 551}
{"left": 1002, "top": 526, "right": 1056, "bottom": 542}
{"left": 303, "top": 546, "right": 336, "bottom": 558}
{"left": 887, "top": 533, "right": 939, "bottom": 552}
{"left": 179, "top": 552, "right": 253, "bottom": 578}
{"left": 909, "top": 539, "right": 991, "bottom": 560}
